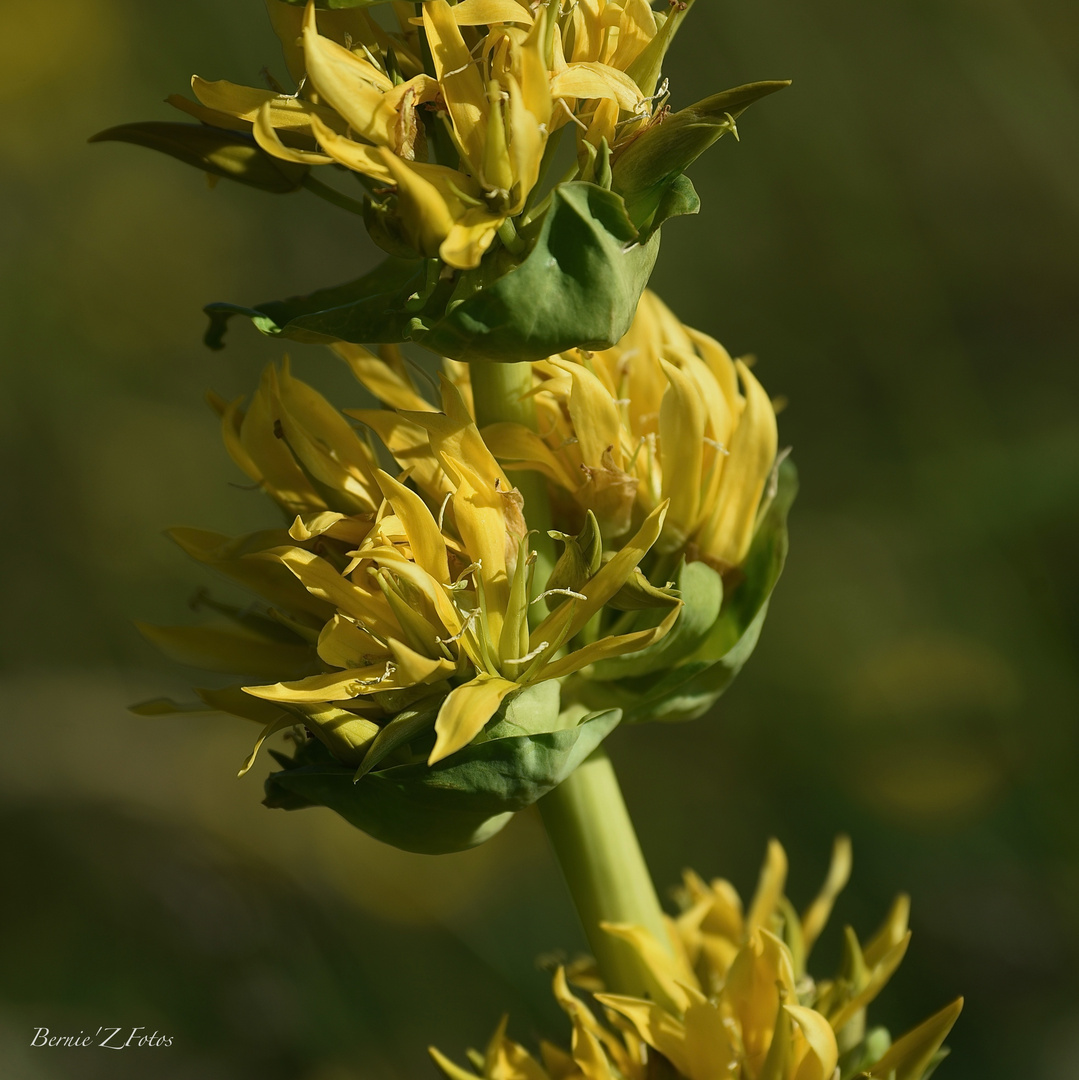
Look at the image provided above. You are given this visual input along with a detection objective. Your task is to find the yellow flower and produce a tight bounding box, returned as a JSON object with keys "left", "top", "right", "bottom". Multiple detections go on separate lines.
{"left": 481, "top": 290, "right": 780, "bottom": 571}
{"left": 146, "top": 358, "right": 681, "bottom": 769}
{"left": 170, "top": 0, "right": 668, "bottom": 269}
{"left": 437, "top": 839, "right": 962, "bottom": 1080}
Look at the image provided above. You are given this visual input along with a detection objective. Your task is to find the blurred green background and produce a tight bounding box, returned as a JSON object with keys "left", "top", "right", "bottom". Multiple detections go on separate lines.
{"left": 2, "top": 0, "right": 1077, "bottom": 1077}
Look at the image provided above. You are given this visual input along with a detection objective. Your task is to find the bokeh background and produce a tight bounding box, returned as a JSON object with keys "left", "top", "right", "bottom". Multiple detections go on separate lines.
{"left": 2, "top": 0, "right": 1077, "bottom": 1077}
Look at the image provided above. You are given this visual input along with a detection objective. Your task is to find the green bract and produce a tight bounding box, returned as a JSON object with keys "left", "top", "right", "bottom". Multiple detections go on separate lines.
{"left": 263, "top": 688, "right": 621, "bottom": 854}
{"left": 566, "top": 461, "right": 797, "bottom": 725}
{"left": 204, "top": 181, "right": 696, "bottom": 363}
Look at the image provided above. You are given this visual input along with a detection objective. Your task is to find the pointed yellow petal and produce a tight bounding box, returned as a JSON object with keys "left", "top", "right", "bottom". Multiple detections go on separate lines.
{"left": 552, "top": 359, "right": 625, "bottom": 470}
{"left": 658, "top": 358, "right": 706, "bottom": 548}
{"left": 451, "top": 0, "right": 533, "bottom": 26}
{"left": 439, "top": 206, "right": 504, "bottom": 270}
{"left": 317, "top": 613, "right": 389, "bottom": 669}
{"left": 333, "top": 341, "right": 434, "bottom": 412}
{"left": 599, "top": 922, "right": 696, "bottom": 1015}
{"left": 243, "top": 662, "right": 399, "bottom": 704}
{"left": 863, "top": 893, "right": 911, "bottom": 968}
{"left": 428, "top": 1047, "right": 482, "bottom": 1080}
{"left": 348, "top": 409, "right": 452, "bottom": 501}
{"left": 697, "top": 359, "right": 778, "bottom": 568}
{"left": 253, "top": 101, "right": 332, "bottom": 164}
{"left": 137, "top": 622, "right": 316, "bottom": 679}
{"left": 551, "top": 62, "right": 644, "bottom": 111}
{"left": 387, "top": 637, "right": 456, "bottom": 684}
{"left": 593, "top": 994, "right": 690, "bottom": 1078}
{"left": 423, "top": 0, "right": 488, "bottom": 168}
{"left": 723, "top": 929, "right": 797, "bottom": 1075}
{"left": 482, "top": 421, "right": 579, "bottom": 492}
{"left": 535, "top": 602, "right": 681, "bottom": 681}
{"left": 746, "top": 838, "right": 788, "bottom": 934}
{"left": 866, "top": 998, "right": 963, "bottom": 1080}
{"left": 683, "top": 996, "right": 738, "bottom": 1080}
{"left": 785, "top": 1005, "right": 839, "bottom": 1080}
{"left": 375, "top": 469, "right": 450, "bottom": 583}
{"left": 801, "top": 835, "right": 852, "bottom": 958}
{"left": 191, "top": 76, "right": 344, "bottom": 132}
{"left": 828, "top": 931, "right": 911, "bottom": 1033}
{"left": 429, "top": 675, "right": 518, "bottom": 764}
{"left": 528, "top": 501, "right": 668, "bottom": 661}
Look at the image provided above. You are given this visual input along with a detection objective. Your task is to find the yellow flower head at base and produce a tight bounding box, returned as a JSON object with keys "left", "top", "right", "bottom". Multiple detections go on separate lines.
{"left": 431, "top": 839, "right": 962, "bottom": 1080}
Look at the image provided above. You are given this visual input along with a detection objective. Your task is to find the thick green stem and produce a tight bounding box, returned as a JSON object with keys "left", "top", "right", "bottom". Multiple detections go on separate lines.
{"left": 538, "top": 747, "right": 670, "bottom": 996}
{"left": 470, "top": 362, "right": 555, "bottom": 616}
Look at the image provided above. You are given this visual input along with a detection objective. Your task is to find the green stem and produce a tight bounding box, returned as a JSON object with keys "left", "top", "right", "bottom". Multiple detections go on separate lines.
{"left": 470, "top": 362, "right": 555, "bottom": 618}
{"left": 538, "top": 747, "right": 670, "bottom": 996}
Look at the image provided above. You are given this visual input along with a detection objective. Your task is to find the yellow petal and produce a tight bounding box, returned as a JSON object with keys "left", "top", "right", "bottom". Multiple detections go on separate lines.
{"left": 349, "top": 409, "right": 452, "bottom": 502}
{"left": 785, "top": 1005, "right": 839, "bottom": 1080}
{"left": 482, "top": 421, "right": 579, "bottom": 492}
{"left": 253, "top": 101, "right": 332, "bottom": 164}
{"left": 317, "top": 613, "right": 389, "bottom": 669}
{"left": 552, "top": 359, "right": 625, "bottom": 470}
{"left": 275, "top": 359, "right": 381, "bottom": 513}
{"left": 439, "top": 206, "right": 505, "bottom": 270}
{"left": 191, "top": 76, "right": 345, "bottom": 133}
{"left": 243, "top": 662, "right": 399, "bottom": 704}
{"left": 658, "top": 358, "right": 706, "bottom": 548}
{"left": 599, "top": 922, "right": 695, "bottom": 1016}
{"left": 723, "top": 929, "right": 796, "bottom": 1075}
{"left": 683, "top": 997, "right": 738, "bottom": 1080}
{"left": 429, "top": 675, "right": 518, "bottom": 764}
{"left": 423, "top": 0, "right": 488, "bottom": 169}
{"left": 428, "top": 1047, "right": 482, "bottom": 1080}
{"left": 270, "top": 546, "right": 399, "bottom": 640}
{"left": 865, "top": 998, "right": 963, "bottom": 1080}
{"left": 828, "top": 932, "right": 912, "bottom": 1033}
{"left": 334, "top": 341, "right": 434, "bottom": 412}
{"left": 801, "top": 835, "right": 852, "bottom": 958}
{"left": 697, "top": 360, "right": 778, "bottom": 568}
{"left": 863, "top": 893, "right": 911, "bottom": 968}
{"left": 375, "top": 469, "right": 451, "bottom": 583}
{"left": 387, "top": 637, "right": 456, "bottom": 684}
{"left": 137, "top": 622, "right": 316, "bottom": 680}
{"left": 528, "top": 501, "right": 668, "bottom": 660}
{"left": 551, "top": 62, "right": 644, "bottom": 112}
{"left": 304, "top": 114, "right": 396, "bottom": 182}
{"left": 535, "top": 602, "right": 681, "bottom": 681}
{"left": 593, "top": 994, "right": 690, "bottom": 1078}
{"left": 450, "top": 0, "right": 533, "bottom": 26}
{"left": 746, "top": 838, "right": 789, "bottom": 935}
{"left": 240, "top": 365, "right": 327, "bottom": 513}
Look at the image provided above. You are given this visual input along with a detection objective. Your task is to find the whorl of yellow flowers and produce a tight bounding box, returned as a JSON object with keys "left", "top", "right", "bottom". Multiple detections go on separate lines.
{"left": 479, "top": 289, "right": 780, "bottom": 569}
{"left": 173, "top": 0, "right": 690, "bottom": 269}
{"left": 430, "top": 838, "right": 963, "bottom": 1080}
{"left": 144, "top": 357, "right": 684, "bottom": 769}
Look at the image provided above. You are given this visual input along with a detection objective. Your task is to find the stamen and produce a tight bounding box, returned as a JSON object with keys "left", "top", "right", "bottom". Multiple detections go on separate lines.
{"left": 531, "top": 589, "right": 587, "bottom": 605}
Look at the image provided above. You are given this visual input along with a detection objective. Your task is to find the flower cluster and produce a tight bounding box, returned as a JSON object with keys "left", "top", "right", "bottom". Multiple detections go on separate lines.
{"left": 431, "top": 839, "right": 963, "bottom": 1080}
{"left": 137, "top": 293, "right": 787, "bottom": 850}
{"left": 94, "top": 1, "right": 787, "bottom": 362}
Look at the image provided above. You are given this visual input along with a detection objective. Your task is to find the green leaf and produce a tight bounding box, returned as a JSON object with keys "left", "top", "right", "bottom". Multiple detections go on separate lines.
{"left": 89, "top": 122, "right": 309, "bottom": 193}
{"left": 263, "top": 706, "right": 621, "bottom": 854}
{"left": 201, "top": 182, "right": 693, "bottom": 363}
{"left": 565, "top": 461, "right": 797, "bottom": 724}
{"left": 613, "top": 81, "right": 790, "bottom": 227}
{"left": 204, "top": 257, "right": 438, "bottom": 351}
